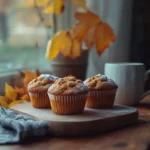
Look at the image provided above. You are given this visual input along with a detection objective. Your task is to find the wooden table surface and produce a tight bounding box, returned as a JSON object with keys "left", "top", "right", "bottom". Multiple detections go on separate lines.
{"left": 1, "top": 97, "right": 150, "bottom": 150}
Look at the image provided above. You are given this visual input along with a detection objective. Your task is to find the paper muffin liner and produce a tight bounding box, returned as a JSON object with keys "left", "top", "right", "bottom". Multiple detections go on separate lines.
{"left": 48, "top": 94, "right": 88, "bottom": 115}
{"left": 29, "top": 92, "right": 51, "bottom": 108}
{"left": 86, "top": 89, "right": 117, "bottom": 108}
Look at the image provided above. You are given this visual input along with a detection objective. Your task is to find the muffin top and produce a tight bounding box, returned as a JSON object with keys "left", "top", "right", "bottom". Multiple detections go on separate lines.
{"left": 84, "top": 74, "right": 118, "bottom": 90}
{"left": 48, "top": 76, "right": 89, "bottom": 95}
{"left": 28, "top": 74, "right": 58, "bottom": 92}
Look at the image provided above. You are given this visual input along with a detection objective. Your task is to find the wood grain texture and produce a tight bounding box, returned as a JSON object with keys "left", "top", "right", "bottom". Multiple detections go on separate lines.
{"left": 0, "top": 121, "right": 150, "bottom": 150}
{"left": 1, "top": 100, "right": 150, "bottom": 150}
{"left": 11, "top": 101, "right": 138, "bottom": 137}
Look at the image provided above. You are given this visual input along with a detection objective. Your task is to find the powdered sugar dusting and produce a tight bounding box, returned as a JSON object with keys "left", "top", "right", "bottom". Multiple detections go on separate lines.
{"left": 96, "top": 74, "right": 107, "bottom": 81}
{"left": 39, "top": 74, "right": 58, "bottom": 80}
{"left": 84, "top": 74, "right": 118, "bottom": 90}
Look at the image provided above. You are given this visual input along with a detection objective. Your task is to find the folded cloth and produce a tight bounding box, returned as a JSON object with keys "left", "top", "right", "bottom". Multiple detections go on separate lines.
{"left": 0, "top": 107, "right": 49, "bottom": 144}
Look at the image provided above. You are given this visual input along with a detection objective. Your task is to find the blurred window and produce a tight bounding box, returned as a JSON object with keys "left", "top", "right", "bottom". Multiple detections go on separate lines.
{"left": 0, "top": 0, "right": 52, "bottom": 73}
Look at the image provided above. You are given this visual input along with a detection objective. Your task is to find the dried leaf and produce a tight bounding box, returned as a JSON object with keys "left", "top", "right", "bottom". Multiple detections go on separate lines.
{"left": 43, "top": 0, "right": 65, "bottom": 15}
{"left": 36, "top": 69, "right": 41, "bottom": 77}
{"left": 21, "top": 94, "right": 30, "bottom": 101}
{"left": 83, "top": 23, "right": 98, "bottom": 49}
{"left": 46, "top": 31, "right": 72, "bottom": 60}
{"left": 46, "top": 40, "right": 57, "bottom": 60}
{"left": 0, "top": 68, "right": 41, "bottom": 107}
{"left": 15, "top": 87, "right": 26, "bottom": 97}
{"left": 19, "top": 71, "right": 25, "bottom": 78}
{"left": 53, "top": 0, "right": 65, "bottom": 15}
{"left": 59, "top": 32, "right": 72, "bottom": 57}
{"left": 75, "top": 11, "right": 100, "bottom": 25}
{"left": 70, "top": 0, "right": 88, "bottom": 10}
{"left": 5, "top": 83, "right": 17, "bottom": 101}
{"left": 71, "top": 11, "right": 100, "bottom": 40}
{"left": 24, "top": 69, "right": 37, "bottom": 88}
{"left": 95, "top": 22, "right": 116, "bottom": 54}
{"left": 43, "top": 3, "right": 53, "bottom": 14}
{"left": 71, "top": 38, "right": 82, "bottom": 59}
{"left": 8, "top": 100, "right": 23, "bottom": 108}
{"left": 0, "top": 98, "right": 8, "bottom": 108}
{"left": 0, "top": 96, "right": 9, "bottom": 108}
{"left": 70, "top": 23, "right": 90, "bottom": 40}
{"left": 0, "top": 96, "right": 9, "bottom": 103}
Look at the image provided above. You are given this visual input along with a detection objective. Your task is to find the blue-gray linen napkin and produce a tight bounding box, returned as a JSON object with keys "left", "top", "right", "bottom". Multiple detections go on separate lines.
{"left": 0, "top": 107, "right": 49, "bottom": 144}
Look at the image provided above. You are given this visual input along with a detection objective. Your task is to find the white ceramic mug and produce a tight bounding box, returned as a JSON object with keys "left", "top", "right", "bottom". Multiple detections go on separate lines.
{"left": 104, "top": 63, "right": 150, "bottom": 106}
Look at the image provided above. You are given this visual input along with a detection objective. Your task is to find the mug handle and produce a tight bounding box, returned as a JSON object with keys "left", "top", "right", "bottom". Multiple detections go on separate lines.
{"left": 140, "top": 70, "right": 150, "bottom": 100}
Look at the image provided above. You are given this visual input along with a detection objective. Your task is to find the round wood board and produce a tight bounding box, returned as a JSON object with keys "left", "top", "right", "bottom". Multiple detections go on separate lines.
{"left": 11, "top": 101, "right": 138, "bottom": 137}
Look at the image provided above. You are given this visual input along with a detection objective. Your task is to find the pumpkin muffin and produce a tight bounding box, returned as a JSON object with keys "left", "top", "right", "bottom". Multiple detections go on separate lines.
{"left": 28, "top": 74, "right": 58, "bottom": 108}
{"left": 84, "top": 74, "right": 118, "bottom": 108}
{"left": 48, "top": 76, "right": 89, "bottom": 115}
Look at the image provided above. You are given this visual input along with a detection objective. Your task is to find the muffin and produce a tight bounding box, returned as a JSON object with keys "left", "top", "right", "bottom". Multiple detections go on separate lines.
{"left": 28, "top": 74, "right": 58, "bottom": 108}
{"left": 84, "top": 74, "right": 118, "bottom": 108}
{"left": 48, "top": 76, "right": 88, "bottom": 115}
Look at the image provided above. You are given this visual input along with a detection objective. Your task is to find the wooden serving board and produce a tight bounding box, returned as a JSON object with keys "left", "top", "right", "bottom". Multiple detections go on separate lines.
{"left": 11, "top": 101, "right": 138, "bottom": 137}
